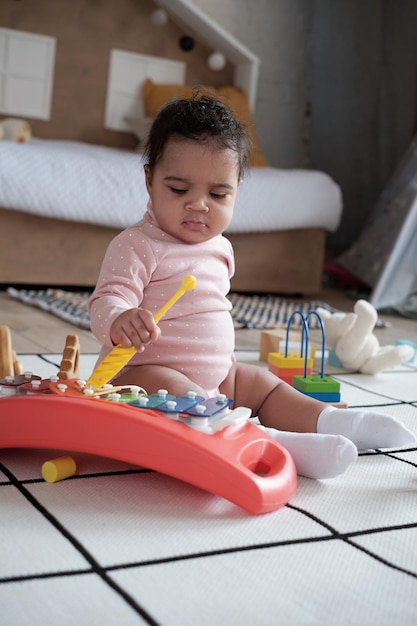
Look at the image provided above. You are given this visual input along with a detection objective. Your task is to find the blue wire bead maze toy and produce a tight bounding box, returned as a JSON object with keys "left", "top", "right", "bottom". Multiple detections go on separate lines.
{"left": 267, "top": 313, "right": 313, "bottom": 385}
{"left": 291, "top": 311, "right": 341, "bottom": 403}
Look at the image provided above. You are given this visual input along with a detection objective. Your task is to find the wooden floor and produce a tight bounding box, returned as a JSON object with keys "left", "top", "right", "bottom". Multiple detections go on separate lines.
{"left": 1, "top": 289, "right": 101, "bottom": 354}
{"left": 1, "top": 286, "right": 417, "bottom": 357}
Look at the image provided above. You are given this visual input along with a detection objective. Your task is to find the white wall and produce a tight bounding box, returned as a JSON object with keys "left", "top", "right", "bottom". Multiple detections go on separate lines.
{"left": 191, "top": 0, "right": 313, "bottom": 169}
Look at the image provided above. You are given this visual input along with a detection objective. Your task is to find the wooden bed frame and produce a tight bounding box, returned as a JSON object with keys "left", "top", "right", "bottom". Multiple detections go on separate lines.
{"left": 0, "top": 208, "right": 325, "bottom": 294}
{"left": 0, "top": 1, "right": 332, "bottom": 298}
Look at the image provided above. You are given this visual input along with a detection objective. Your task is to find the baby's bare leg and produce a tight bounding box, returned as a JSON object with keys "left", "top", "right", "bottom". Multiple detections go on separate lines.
{"left": 219, "top": 363, "right": 357, "bottom": 479}
{"left": 221, "top": 363, "right": 415, "bottom": 479}
{"left": 112, "top": 364, "right": 208, "bottom": 398}
{"left": 220, "top": 362, "right": 325, "bottom": 433}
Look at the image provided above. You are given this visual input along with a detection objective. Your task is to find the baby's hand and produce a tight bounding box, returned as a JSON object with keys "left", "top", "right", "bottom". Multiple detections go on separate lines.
{"left": 110, "top": 308, "right": 161, "bottom": 351}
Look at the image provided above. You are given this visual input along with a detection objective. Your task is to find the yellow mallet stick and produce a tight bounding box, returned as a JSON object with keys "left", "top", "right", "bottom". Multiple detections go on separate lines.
{"left": 85, "top": 275, "right": 197, "bottom": 388}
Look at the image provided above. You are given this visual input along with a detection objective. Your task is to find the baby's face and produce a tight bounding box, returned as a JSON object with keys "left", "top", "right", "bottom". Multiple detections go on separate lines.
{"left": 144, "top": 137, "right": 240, "bottom": 244}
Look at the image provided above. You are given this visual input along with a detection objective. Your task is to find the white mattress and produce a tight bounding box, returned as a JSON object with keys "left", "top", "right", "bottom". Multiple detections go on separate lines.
{"left": 0, "top": 139, "right": 342, "bottom": 234}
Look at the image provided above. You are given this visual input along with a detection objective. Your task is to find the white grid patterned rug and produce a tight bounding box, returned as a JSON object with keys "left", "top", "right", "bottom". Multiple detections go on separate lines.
{"left": 1, "top": 351, "right": 417, "bottom": 624}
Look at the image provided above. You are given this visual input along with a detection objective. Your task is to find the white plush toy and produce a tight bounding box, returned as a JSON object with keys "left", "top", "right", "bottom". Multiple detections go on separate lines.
{"left": 316, "top": 299, "right": 414, "bottom": 374}
{"left": 0, "top": 117, "right": 31, "bottom": 142}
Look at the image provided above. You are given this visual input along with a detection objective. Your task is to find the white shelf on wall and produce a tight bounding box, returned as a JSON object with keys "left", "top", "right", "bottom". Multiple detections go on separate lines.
{"left": 104, "top": 51, "right": 186, "bottom": 132}
{"left": 104, "top": 0, "right": 260, "bottom": 133}
{"left": 0, "top": 28, "right": 56, "bottom": 120}
{"left": 155, "top": 0, "right": 259, "bottom": 111}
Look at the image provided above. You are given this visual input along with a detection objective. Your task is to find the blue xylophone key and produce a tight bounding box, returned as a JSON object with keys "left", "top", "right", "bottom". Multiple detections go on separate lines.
{"left": 158, "top": 392, "right": 205, "bottom": 414}
{"left": 129, "top": 389, "right": 176, "bottom": 409}
{"left": 186, "top": 395, "right": 233, "bottom": 417}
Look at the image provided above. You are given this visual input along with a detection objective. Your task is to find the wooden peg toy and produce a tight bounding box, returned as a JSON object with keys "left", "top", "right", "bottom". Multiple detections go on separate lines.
{"left": 0, "top": 326, "right": 23, "bottom": 378}
{"left": 58, "top": 334, "right": 80, "bottom": 380}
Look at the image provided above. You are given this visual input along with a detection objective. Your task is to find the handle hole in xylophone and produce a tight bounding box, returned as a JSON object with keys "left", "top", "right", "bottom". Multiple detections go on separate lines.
{"left": 239, "top": 440, "right": 287, "bottom": 477}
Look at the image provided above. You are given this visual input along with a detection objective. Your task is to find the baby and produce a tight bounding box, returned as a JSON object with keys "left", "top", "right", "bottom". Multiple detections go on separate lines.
{"left": 89, "top": 93, "right": 415, "bottom": 479}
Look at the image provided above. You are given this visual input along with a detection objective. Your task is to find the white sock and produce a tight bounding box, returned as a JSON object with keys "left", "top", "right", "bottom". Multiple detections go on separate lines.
{"left": 317, "top": 406, "right": 417, "bottom": 450}
{"left": 257, "top": 425, "right": 358, "bottom": 480}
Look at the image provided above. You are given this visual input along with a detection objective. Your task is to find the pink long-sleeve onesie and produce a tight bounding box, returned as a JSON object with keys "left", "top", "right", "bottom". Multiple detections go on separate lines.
{"left": 88, "top": 207, "right": 236, "bottom": 396}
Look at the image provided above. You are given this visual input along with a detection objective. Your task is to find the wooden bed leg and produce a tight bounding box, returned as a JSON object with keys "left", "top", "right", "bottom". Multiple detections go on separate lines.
{"left": 0, "top": 326, "right": 23, "bottom": 378}
{"left": 58, "top": 334, "right": 81, "bottom": 380}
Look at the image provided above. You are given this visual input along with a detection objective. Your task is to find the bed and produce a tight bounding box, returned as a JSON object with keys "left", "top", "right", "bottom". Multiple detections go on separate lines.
{"left": 0, "top": 138, "right": 342, "bottom": 294}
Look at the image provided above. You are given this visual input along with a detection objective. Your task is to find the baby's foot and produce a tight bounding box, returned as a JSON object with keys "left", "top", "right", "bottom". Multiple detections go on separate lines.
{"left": 317, "top": 406, "right": 416, "bottom": 450}
{"left": 257, "top": 425, "right": 357, "bottom": 479}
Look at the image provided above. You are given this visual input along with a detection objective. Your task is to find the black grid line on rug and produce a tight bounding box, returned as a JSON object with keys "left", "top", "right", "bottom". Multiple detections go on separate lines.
{"left": 2, "top": 454, "right": 417, "bottom": 584}
{"left": 1, "top": 353, "right": 417, "bottom": 624}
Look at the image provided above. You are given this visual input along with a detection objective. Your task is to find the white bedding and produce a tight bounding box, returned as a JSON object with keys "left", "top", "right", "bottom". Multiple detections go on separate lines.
{"left": 0, "top": 139, "right": 343, "bottom": 233}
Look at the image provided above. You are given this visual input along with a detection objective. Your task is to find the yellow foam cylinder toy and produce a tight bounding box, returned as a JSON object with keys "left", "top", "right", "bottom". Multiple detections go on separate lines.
{"left": 41, "top": 455, "right": 76, "bottom": 483}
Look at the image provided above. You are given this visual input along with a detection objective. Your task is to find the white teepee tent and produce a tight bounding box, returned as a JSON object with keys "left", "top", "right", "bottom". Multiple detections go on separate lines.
{"left": 337, "top": 135, "right": 417, "bottom": 310}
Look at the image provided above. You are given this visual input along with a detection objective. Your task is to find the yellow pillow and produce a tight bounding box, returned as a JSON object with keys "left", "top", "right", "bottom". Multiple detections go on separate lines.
{"left": 142, "top": 78, "right": 268, "bottom": 167}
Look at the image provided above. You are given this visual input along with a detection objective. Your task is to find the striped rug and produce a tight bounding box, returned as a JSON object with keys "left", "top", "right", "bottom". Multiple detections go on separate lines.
{"left": 7, "top": 287, "right": 337, "bottom": 331}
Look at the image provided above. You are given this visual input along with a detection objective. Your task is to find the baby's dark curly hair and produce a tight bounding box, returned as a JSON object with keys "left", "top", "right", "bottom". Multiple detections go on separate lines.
{"left": 143, "top": 91, "right": 252, "bottom": 179}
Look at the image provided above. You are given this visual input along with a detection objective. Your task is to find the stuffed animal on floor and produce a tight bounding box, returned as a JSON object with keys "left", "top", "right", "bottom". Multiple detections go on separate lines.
{"left": 0, "top": 117, "right": 31, "bottom": 142}
{"left": 316, "top": 299, "right": 414, "bottom": 374}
